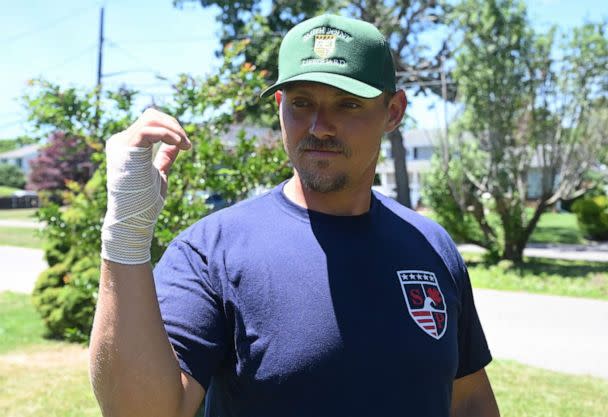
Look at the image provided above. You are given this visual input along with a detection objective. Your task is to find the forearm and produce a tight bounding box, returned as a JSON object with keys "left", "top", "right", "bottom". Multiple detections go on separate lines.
{"left": 451, "top": 398, "right": 500, "bottom": 417}
{"left": 451, "top": 369, "right": 500, "bottom": 417}
{"left": 89, "top": 260, "right": 186, "bottom": 417}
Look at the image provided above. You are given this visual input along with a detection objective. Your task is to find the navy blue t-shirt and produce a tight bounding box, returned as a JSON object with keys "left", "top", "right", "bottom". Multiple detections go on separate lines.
{"left": 154, "top": 183, "right": 492, "bottom": 417}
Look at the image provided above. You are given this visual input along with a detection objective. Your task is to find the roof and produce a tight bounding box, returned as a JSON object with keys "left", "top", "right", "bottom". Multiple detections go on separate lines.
{"left": 401, "top": 129, "right": 444, "bottom": 147}
{"left": 0, "top": 144, "right": 40, "bottom": 159}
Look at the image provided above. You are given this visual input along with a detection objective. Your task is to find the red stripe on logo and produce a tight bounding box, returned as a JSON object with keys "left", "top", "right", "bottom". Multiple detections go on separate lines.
{"left": 423, "top": 325, "right": 436, "bottom": 330}
{"left": 418, "top": 319, "right": 434, "bottom": 323}
{"left": 412, "top": 311, "right": 431, "bottom": 317}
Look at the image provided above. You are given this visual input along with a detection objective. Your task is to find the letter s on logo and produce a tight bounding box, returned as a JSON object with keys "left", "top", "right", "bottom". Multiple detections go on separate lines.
{"left": 409, "top": 288, "right": 424, "bottom": 306}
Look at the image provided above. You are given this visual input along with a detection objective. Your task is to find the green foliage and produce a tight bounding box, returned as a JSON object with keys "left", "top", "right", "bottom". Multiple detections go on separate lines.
{"left": 0, "top": 163, "right": 26, "bottom": 189}
{"left": 28, "top": 40, "right": 291, "bottom": 343}
{"left": 28, "top": 82, "right": 136, "bottom": 343}
{"left": 423, "top": 148, "right": 502, "bottom": 260}
{"left": 33, "top": 174, "right": 105, "bottom": 342}
{"left": 571, "top": 195, "right": 608, "bottom": 241}
{"left": 433, "top": 1, "right": 608, "bottom": 262}
{"left": 22, "top": 80, "right": 98, "bottom": 141}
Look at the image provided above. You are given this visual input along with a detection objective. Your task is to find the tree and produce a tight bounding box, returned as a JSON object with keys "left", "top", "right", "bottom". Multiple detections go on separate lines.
{"left": 27, "top": 131, "right": 95, "bottom": 193}
{"left": 424, "top": 0, "right": 608, "bottom": 262}
{"left": 0, "top": 163, "right": 26, "bottom": 189}
{"left": 174, "top": 0, "right": 455, "bottom": 207}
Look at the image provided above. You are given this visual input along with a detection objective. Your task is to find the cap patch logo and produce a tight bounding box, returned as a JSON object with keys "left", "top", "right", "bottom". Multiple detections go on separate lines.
{"left": 314, "top": 34, "right": 336, "bottom": 59}
{"left": 397, "top": 270, "right": 447, "bottom": 340}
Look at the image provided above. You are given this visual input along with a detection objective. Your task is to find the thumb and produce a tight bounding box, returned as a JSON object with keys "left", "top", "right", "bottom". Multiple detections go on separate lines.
{"left": 153, "top": 143, "right": 181, "bottom": 176}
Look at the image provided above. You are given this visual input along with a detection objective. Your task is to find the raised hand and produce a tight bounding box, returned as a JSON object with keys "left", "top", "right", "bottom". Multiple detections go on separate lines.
{"left": 101, "top": 108, "right": 191, "bottom": 264}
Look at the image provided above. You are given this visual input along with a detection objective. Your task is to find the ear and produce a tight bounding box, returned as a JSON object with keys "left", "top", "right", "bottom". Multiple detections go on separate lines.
{"left": 274, "top": 90, "right": 283, "bottom": 106}
{"left": 385, "top": 90, "right": 407, "bottom": 133}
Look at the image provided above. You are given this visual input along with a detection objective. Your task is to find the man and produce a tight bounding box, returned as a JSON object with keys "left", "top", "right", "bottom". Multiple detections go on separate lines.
{"left": 90, "top": 14, "right": 500, "bottom": 417}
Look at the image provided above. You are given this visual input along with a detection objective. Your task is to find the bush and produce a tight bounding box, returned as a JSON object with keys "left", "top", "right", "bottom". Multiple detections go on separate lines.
{"left": 571, "top": 195, "right": 608, "bottom": 241}
{"left": 33, "top": 173, "right": 105, "bottom": 342}
{"left": 32, "top": 255, "right": 100, "bottom": 342}
{"left": 422, "top": 154, "right": 502, "bottom": 260}
{"left": 0, "top": 162, "right": 26, "bottom": 189}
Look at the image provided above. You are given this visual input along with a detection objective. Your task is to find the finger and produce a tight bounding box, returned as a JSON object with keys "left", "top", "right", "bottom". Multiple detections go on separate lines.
{"left": 140, "top": 108, "right": 190, "bottom": 147}
{"left": 146, "top": 119, "right": 191, "bottom": 150}
{"left": 153, "top": 142, "right": 181, "bottom": 176}
{"left": 132, "top": 126, "right": 190, "bottom": 150}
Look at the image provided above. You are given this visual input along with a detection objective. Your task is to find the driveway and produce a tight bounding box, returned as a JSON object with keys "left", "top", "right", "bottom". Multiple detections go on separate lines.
{"left": 0, "top": 246, "right": 46, "bottom": 293}
{"left": 474, "top": 288, "right": 608, "bottom": 380}
{"left": 459, "top": 243, "right": 608, "bottom": 263}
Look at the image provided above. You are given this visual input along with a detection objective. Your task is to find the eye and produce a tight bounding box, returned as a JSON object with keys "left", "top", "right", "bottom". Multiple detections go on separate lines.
{"left": 292, "top": 98, "right": 311, "bottom": 108}
{"left": 340, "top": 101, "right": 361, "bottom": 109}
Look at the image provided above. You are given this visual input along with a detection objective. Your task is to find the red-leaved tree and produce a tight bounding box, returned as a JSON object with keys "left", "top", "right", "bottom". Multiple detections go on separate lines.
{"left": 27, "top": 131, "right": 96, "bottom": 192}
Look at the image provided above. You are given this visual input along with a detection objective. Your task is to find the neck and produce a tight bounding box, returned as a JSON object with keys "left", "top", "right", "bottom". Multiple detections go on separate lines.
{"left": 283, "top": 174, "right": 373, "bottom": 216}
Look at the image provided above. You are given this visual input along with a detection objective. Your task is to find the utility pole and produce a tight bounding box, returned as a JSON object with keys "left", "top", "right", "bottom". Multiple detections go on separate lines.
{"left": 440, "top": 55, "right": 450, "bottom": 167}
{"left": 95, "top": 6, "right": 105, "bottom": 132}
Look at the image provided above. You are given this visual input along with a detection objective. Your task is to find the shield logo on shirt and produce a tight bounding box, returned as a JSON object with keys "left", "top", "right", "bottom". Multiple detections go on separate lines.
{"left": 397, "top": 270, "right": 447, "bottom": 340}
{"left": 314, "top": 34, "right": 336, "bottom": 58}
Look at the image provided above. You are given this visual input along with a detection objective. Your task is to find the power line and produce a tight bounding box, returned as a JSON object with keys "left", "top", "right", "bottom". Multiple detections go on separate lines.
{"left": 2, "top": 5, "right": 96, "bottom": 44}
{"left": 41, "top": 43, "right": 98, "bottom": 73}
{"left": 111, "top": 37, "right": 217, "bottom": 44}
{"left": 106, "top": 40, "right": 159, "bottom": 76}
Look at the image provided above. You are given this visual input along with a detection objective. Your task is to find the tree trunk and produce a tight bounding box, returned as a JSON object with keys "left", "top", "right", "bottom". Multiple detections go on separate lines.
{"left": 387, "top": 128, "right": 411, "bottom": 208}
{"left": 502, "top": 240, "right": 525, "bottom": 264}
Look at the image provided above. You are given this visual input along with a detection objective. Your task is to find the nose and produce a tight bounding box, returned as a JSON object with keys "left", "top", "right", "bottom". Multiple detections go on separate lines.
{"left": 309, "top": 106, "right": 336, "bottom": 139}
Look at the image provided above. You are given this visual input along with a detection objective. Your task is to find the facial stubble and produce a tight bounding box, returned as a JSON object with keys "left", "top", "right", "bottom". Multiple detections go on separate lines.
{"left": 294, "top": 135, "right": 351, "bottom": 193}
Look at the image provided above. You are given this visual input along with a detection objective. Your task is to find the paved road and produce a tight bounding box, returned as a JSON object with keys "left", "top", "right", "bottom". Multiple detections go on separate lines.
{"left": 459, "top": 243, "right": 608, "bottom": 263}
{"left": 1, "top": 245, "right": 607, "bottom": 380}
{"left": 0, "top": 219, "right": 42, "bottom": 229}
{"left": 474, "top": 288, "right": 608, "bottom": 380}
{"left": 0, "top": 246, "right": 46, "bottom": 293}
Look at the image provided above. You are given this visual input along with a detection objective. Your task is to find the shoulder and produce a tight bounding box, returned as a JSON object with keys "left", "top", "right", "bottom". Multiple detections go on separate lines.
{"left": 373, "top": 191, "right": 453, "bottom": 243}
{"left": 373, "top": 191, "right": 467, "bottom": 280}
{"left": 174, "top": 189, "right": 276, "bottom": 246}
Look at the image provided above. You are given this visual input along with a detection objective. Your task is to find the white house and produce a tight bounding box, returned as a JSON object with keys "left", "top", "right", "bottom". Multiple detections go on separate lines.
{"left": 372, "top": 129, "right": 557, "bottom": 206}
{"left": 374, "top": 129, "right": 438, "bottom": 206}
{"left": 0, "top": 144, "right": 40, "bottom": 176}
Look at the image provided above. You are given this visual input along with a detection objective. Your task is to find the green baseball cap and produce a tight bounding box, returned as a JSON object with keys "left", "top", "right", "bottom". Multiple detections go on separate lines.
{"left": 261, "top": 14, "right": 396, "bottom": 99}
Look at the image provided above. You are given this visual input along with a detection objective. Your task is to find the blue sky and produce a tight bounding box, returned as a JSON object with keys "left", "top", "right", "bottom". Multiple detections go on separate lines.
{"left": 0, "top": 0, "right": 606, "bottom": 140}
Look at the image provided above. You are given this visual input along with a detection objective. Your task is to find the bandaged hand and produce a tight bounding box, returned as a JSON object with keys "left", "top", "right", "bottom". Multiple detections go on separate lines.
{"left": 101, "top": 108, "right": 191, "bottom": 265}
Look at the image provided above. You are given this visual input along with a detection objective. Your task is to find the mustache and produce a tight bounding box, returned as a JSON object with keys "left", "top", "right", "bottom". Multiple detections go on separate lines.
{"left": 297, "top": 136, "right": 351, "bottom": 157}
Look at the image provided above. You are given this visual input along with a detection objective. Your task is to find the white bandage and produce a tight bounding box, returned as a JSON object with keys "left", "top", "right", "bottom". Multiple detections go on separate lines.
{"left": 101, "top": 138, "right": 164, "bottom": 264}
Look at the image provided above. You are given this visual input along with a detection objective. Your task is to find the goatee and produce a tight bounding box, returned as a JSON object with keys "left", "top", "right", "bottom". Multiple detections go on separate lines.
{"left": 295, "top": 135, "right": 351, "bottom": 193}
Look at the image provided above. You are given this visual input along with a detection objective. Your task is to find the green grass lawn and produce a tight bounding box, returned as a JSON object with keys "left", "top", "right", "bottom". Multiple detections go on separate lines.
{"left": 486, "top": 360, "right": 608, "bottom": 416}
{"left": 1, "top": 291, "right": 607, "bottom": 417}
{"left": 529, "top": 211, "right": 584, "bottom": 244}
{"left": 465, "top": 255, "right": 608, "bottom": 300}
{"left": 0, "top": 292, "right": 54, "bottom": 354}
{"left": 0, "top": 226, "right": 43, "bottom": 249}
{"left": 422, "top": 209, "right": 587, "bottom": 245}
{"left": 0, "top": 208, "right": 38, "bottom": 221}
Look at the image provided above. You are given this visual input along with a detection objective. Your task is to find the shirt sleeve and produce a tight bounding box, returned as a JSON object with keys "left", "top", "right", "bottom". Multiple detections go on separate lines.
{"left": 455, "top": 264, "right": 492, "bottom": 379}
{"left": 153, "top": 238, "right": 228, "bottom": 390}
